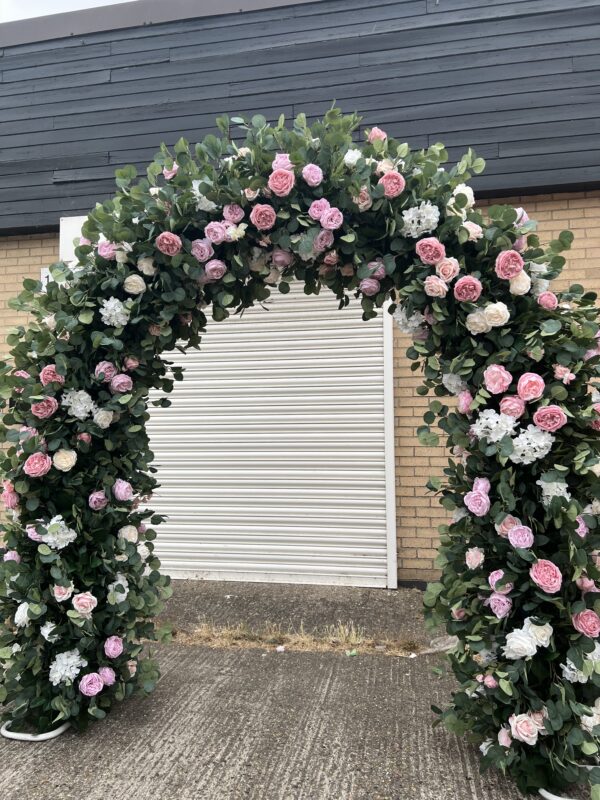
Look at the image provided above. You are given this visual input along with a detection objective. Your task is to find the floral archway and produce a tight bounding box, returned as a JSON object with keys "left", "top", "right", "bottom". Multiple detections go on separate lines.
{"left": 0, "top": 109, "right": 598, "bottom": 796}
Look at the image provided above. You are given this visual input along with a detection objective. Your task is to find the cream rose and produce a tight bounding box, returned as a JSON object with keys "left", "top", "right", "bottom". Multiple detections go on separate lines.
{"left": 509, "top": 271, "right": 531, "bottom": 295}
{"left": 502, "top": 629, "right": 537, "bottom": 660}
{"left": 53, "top": 449, "right": 77, "bottom": 472}
{"left": 484, "top": 302, "right": 510, "bottom": 327}
{"left": 118, "top": 525, "right": 139, "bottom": 543}
{"left": 465, "top": 310, "right": 492, "bottom": 335}
{"left": 124, "top": 275, "right": 146, "bottom": 295}
{"left": 523, "top": 618, "right": 553, "bottom": 648}
{"left": 93, "top": 409, "right": 114, "bottom": 429}
{"left": 137, "top": 257, "right": 157, "bottom": 276}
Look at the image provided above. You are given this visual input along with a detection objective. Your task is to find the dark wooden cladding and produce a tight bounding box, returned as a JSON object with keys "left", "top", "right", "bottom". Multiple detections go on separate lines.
{"left": 1, "top": 0, "right": 600, "bottom": 233}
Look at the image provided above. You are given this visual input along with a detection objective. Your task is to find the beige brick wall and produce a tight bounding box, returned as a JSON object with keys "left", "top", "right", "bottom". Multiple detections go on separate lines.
{"left": 1, "top": 192, "right": 600, "bottom": 584}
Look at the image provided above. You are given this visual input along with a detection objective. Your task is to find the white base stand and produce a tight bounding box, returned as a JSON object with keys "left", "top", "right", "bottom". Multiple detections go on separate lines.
{"left": 539, "top": 790, "right": 578, "bottom": 800}
{"left": 0, "top": 720, "right": 70, "bottom": 741}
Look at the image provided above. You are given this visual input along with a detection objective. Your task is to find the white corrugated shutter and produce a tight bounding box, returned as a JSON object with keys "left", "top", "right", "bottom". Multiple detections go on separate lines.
{"left": 147, "top": 283, "right": 396, "bottom": 587}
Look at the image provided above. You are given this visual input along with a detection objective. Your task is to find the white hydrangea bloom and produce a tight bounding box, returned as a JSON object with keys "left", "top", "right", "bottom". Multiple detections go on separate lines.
{"left": 401, "top": 201, "right": 440, "bottom": 237}
{"left": 442, "top": 372, "right": 467, "bottom": 396}
{"left": 108, "top": 572, "right": 130, "bottom": 603}
{"left": 14, "top": 602, "right": 29, "bottom": 628}
{"left": 62, "top": 389, "right": 96, "bottom": 420}
{"left": 470, "top": 410, "right": 517, "bottom": 443}
{"left": 536, "top": 476, "right": 571, "bottom": 506}
{"left": 509, "top": 425, "right": 555, "bottom": 465}
{"left": 42, "top": 516, "right": 77, "bottom": 550}
{"left": 561, "top": 659, "right": 587, "bottom": 683}
{"left": 40, "top": 621, "right": 59, "bottom": 642}
{"left": 393, "top": 305, "right": 427, "bottom": 337}
{"left": 49, "top": 649, "right": 88, "bottom": 686}
{"left": 100, "top": 297, "right": 130, "bottom": 328}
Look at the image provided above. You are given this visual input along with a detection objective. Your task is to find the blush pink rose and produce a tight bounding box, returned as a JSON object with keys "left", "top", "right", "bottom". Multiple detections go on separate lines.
{"left": 272, "top": 153, "right": 293, "bottom": 171}
{"left": 416, "top": 237, "right": 446, "bottom": 265}
{"left": 204, "top": 259, "right": 227, "bottom": 281}
{"left": 94, "top": 361, "right": 117, "bottom": 382}
{"left": 3, "top": 550, "right": 21, "bottom": 563}
{"left": 499, "top": 396, "right": 525, "bottom": 418}
{"left": 359, "top": 278, "right": 380, "bottom": 296}
{"left": 453, "top": 275, "right": 482, "bottom": 302}
{"left": 378, "top": 170, "right": 405, "bottom": 199}
{"left": 489, "top": 569, "right": 513, "bottom": 595}
{"left": 113, "top": 479, "right": 134, "bottom": 502}
{"left": 72, "top": 591, "right": 98, "bottom": 617}
{"left": 191, "top": 238, "right": 214, "bottom": 262}
{"left": 162, "top": 163, "right": 178, "bottom": 180}
{"left": 572, "top": 609, "right": 600, "bottom": 638}
{"left": 313, "top": 229, "right": 335, "bottom": 253}
{"left": 301, "top": 164, "right": 323, "bottom": 187}
{"left": 451, "top": 607, "right": 466, "bottom": 620}
{"left": 39, "top": 364, "right": 64, "bottom": 386}
{"left": 308, "top": 198, "right": 330, "bottom": 220}
{"left": 463, "top": 221, "right": 483, "bottom": 241}
{"left": 484, "top": 675, "right": 499, "bottom": 690}
{"left": 495, "top": 250, "right": 524, "bottom": 280}
{"left": 249, "top": 204, "right": 277, "bottom": 231}
{"left": 368, "top": 126, "right": 387, "bottom": 142}
{"left": 424, "top": 275, "right": 448, "bottom": 298}
{"left": 89, "top": 490, "right": 108, "bottom": 510}
{"left": 52, "top": 583, "right": 74, "bottom": 602}
{"left": 99, "top": 666, "right": 116, "bottom": 687}
{"left": 1, "top": 481, "right": 19, "bottom": 510}
{"left": 104, "top": 635, "right": 124, "bottom": 658}
{"left": 26, "top": 524, "right": 43, "bottom": 542}
{"left": 23, "top": 452, "right": 52, "bottom": 478}
{"left": 575, "top": 515, "right": 588, "bottom": 538}
{"left": 271, "top": 248, "right": 294, "bottom": 268}
{"left": 553, "top": 364, "right": 575, "bottom": 384}
{"left": 320, "top": 207, "right": 344, "bottom": 230}
{"left": 483, "top": 364, "right": 513, "bottom": 395}
{"left": 509, "top": 714, "right": 539, "bottom": 746}
{"left": 124, "top": 356, "right": 139, "bottom": 371}
{"left": 457, "top": 390, "right": 473, "bottom": 415}
{"left": 98, "top": 241, "right": 118, "bottom": 260}
{"left": 529, "top": 559, "right": 562, "bottom": 594}
{"left": 465, "top": 547, "right": 485, "bottom": 569}
{"left": 489, "top": 593, "right": 512, "bottom": 619}
{"left": 155, "top": 232, "right": 182, "bottom": 256}
{"left": 77, "top": 433, "right": 91, "bottom": 445}
{"left": 353, "top": 186, "right": 373, "bottom": 212}
{"left": 222, "top": 204, "right": 244, "bottom": 223}
{"left": 79, "top": 673, "right": 104, "bottom": 697}
{"left": 473, "top": 477, "right": 490, "bottom": 494}
{"left": 204, "top": 222, "right": 228, "bottom": 244}
{"left": 538, "top": 291, "right": 558, "bottom": 310}
{"left": 435, "top": 257, "right": 460, "bottom": 282}
{"left": 109, "top": 374, "right": 133, "bottom": 394}
{"left": 268, "top": 168, "right": 295, "bottom": 197}
{"left": 517, "top": 373, "right": 545, "bottom": 402}
{"left": 464, "top": 490, "right": 490, "bottom": 517}
{"left": 31, "top": 397, "right": 59, "bottom": 420}
{"left": 576, "top": 575, "right": 597, "bottom": 594}
{"left": 532, "top": 405, "right": 567, "bottom": 432}
{"left": 508, "top": 525, "right": 534, "bottom": 549}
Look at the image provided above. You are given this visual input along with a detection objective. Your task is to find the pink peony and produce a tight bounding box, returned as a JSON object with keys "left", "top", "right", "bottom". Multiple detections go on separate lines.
{"left": 39, "top": 364, "right": 64, "bottom": 386}
{"left": 94, "top": 361, "right": 117, "bottom": 382}
{"left": 538, "top": 291, "right": 558, "bottom": 310}
{"left": 435, "top": 257, "right": 460, "bottom": 282}
{"left": 457, "top": 390, "right": 473, "bottom": 415}
{"left": 572, "top": 609, "right": 600, "bottom": 638}
{"left": 313, "top": 229, "right": 335, "bottom": 253}
{"left": 23, "top": 452, "right": 52, "bottom": 478}
{"left": 89, "top": 491, "right": 108, "bottom": 510}
{"left": 124, "top": 356, "right": 139, "bottom": 371}
{"left": 517, "top": 373, "right": 545, "bottom": 402}
{"left": 72, "top": 592, "right": 97, "bottom": 618}
{"left": 113, "top": 479, "right": 133, "bottom": 502}
{"left": 98, "top": 241, "right": 118, "bottom": 260}
{"left": 499, "top": 395, "right": 525, "bottom": 418}
{"left": 249, "top": 204, "right": 277, "bottom": 231}
{"left": 79, "top": 673, "right": 104, "bottom": 697}
{"left": 162, "top": 163, "right": 178, "bottom": 180}
{"left": 368, "top": 126, "right": 387, "bottom": 142}
{"left": 204, "top": 222, "right": 228, "bottom": 245}
{"left": 465, "top": 547, "right": 485, "bottom": 569}
{"left": 31, "top": 397, "right": 59, "bottom": 420}
{"left": 424, "top": 275, "right": 448, "bottom": 298}
{"left": 453, "top": 275, "right": 482, "bottom": 302}
{"left": 489, "top": 569, "right": 513, "bottom": 595}
{"left": 320, "top": 208, "right": 344, "bottom": 230}
{"left": 529, "top": 559, "right": 562, "bottom": 594}
{"left": 110, "top": 373, "right": 133, "bottom": 394}
{"left": 359, "top": 278, "right": 380, "bottom": 297}
{"left": 532, "top": 405, "right": 567, "bottom": 432}
{"left": 99, "top": 666, "right": 116, "bottom": 687}
{"left": 495, "top": 250, "right": 524, "bottom": 280}
{"left": 155, "top": 232, "right": 182, "bottom": 256}
{"left": 308, "top": 198, "right": 330, "bottom": 220}
{"left": 489, "top": 593, "right": 512, "bottom": 619}
{"left": 483, "top": 364, "right": 513, "bottom": 395}
{"left": 508, "top": 525, "right": 534, "bottom": 549}
{"left": 554, "top": 364, "right": 575, "bottom": 385}
{"left": 378, "top": 170, "right": 405, "bottom": 199}
{"left": 464, "top": 490, "right": 490, "bottom": 517}
{"left": 463, "top": 221, "right": 483, "bottom": 241}
{"left": 222, "top": 204, "right": 244, "bottom": 223}
{"left": 268, "top": 168, "right": 295, "bottom": 197}
{"left": 204, "top": 259, "right": 227, "bottom": 281}
{"left": 272, "top": 153, "right": 293, "bottom": 171}
{"left": 416, "top": 237, "right": 446, "bottom": 265}
{"left": 301, "top": 164, "right": 323, "bottom": 187}
{"left": 104, "top": 635, "right": 124, "bottom": 658}
{"left": 3, "top": 551, "right": 21, "bottom": 563}
{"left": 191, "top": 238, "right": 214, "bottom": 262}
{"left": 271, "top": 248, "right": 294, "bottom": 268}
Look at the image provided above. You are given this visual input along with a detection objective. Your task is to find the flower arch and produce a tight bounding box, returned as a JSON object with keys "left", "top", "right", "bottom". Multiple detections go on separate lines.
{"left": 0, "top": 109, "right": 599, "bottom": 795}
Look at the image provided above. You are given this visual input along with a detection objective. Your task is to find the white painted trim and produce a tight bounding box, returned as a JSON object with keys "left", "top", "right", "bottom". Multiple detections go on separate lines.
{"left": 161, "top": 568, "right": 388, "bottom": 588}
{"left": 383, "top": 305, "right": 398, "bottom": 589}
{"left": 59, "top": 216, "right": 87, "bottom": 265}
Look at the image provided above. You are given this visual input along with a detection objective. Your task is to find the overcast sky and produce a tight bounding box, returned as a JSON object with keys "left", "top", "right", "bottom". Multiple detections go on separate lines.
{"left": 0, "top": 0, "right": 132, "bottom": 24}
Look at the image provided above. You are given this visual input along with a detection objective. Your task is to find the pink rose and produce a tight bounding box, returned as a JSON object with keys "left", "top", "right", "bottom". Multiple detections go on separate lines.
{"left": 576, "top": 575, "right": 597, "bottom": 594}
{"left": 39, "top": 364, "right": 64, "bottom": 386}
{"left": 489, "top": 569, "right": 513, "bottom": 595}
{"left": 575, "top": 515, "right": 588, "bottom": 538}
{"left": 572, "top": 609, "right": 600, "bottom": 638}
{"left": 72, "top": 591, "right": 98, "bottom": 618}
{"left": 416, "top": 237, "right": 446, "bottom": 265}
{"left": 113, "top": 479, "right": 133, "bottom": 502}
{"left": 378, "top": 170, "right": 405, "bottom": 199}
{"left": 532, "top": 405, "right": 567, "bottom": 432}
{"left": 249, "top": 204, "right": 277, "bottom": 231}
{"left": 359, "top": 278, "right": 380, "bottom": 297}
{"left": 79, "top": 673, "right": 104, "bottom": 697}
{"left": 31, "top": 397, "right": 59, "bottom": 420}
{"left": 110, "top": 373, "right": 133, "bottom": 394}
{"left": 23, "top": 452, "right": 52, "bottom": 478}
{"left": 509, "top": 714, "right": 538, "bottom": 746}
{"left": 483, "top": 364, "right": 512, "bottom": 395}
{"left": 94, "top": 361, "right": 117, "bottom": 382}
{"left": 98, "top": 241, "right": 118, "bottom": 260}
{"left": 464, "top": 489, "right": 490, "bottom": 516}
{"left": 155, "top": 232, "right": 182, "bottom": 256}
{"left": 52, "top": 583, "right": 73, "bottom": 602}
{"left": 508, "top": 525, "right": 534, "bottom": 549}
{"left": 79, "top": 237, "right": 91, "bottom": 246}
{"left": 301, "top": 164, "right": 323, "bottom": 187}
{"left": 3, "top": 550, "right": 20, "bottom": 563}
{"left": 457, "top": 390, "right": 473, "bottom": 415}
{"left": 368, "top": 260, "right": 386, "bottom": 280}
{"left": 162, "top": 163, "right": 178, "bottom": 180}
{"left": 272, "top": 153, "right": 293, "bottom": 171}
{"left": 489, "top": 593, "right": 512, "bottom": 619}
{"left": 424, "top": 275, "right": 448, "bottom": 298}
{"left": 353, "top": 186, "right": 372, "bottom": 212}
{"left": 268, "top": 168, "right": 295, "bottom": 197}
{"left": 320, "top": 208, "right": 344, "bottom": 231}
{"left": 453, "top": 275, "right": 482, "bottom": 302}
{"left": 124, "top": 357, "right": 139, "bottom": 371}
{"left": 308, "top": 198, "right": 330, "bottom": 220}
{"left": 473, "top": 477, "right": 490, "bottom": 494}
{"left": 451, "top": 607, "right": 466, "bottom": 620}
{"left": 553, "top": 364, "right": 575, "bottom": 384}
{"left": 463, "top": 221, "right": 483, "bottom": 241}
{"left": 222, "top": 204, "right": 244, "bottom": 223}
{"left": 99, "top": 666, "right": 116, "bottom": 687}
{"left": 104, "top": 635, "right": 124, "bottom": 658}
{"left": 495, "top": 250, "right": 524, "bottom": 280}
{"left": 368, "top": 126, "right": 387, "bottom": 142}
{"left": 529, "top": 559, "right": 562, "bottom": 594}
{"left": 13, "top": 370, "right": 30, "bottom": 393}
{"left": 313, "top": 229, "right": 335, "bottom": 253}
{"left": 435, "top": 257, "right": 460, "bottom": 282}
{"left": 204, "top": 259, "right": 227, "bottom": 281}
{"left": 244, "top": 187, "right": 259, "bottom": 201}
{"left": 538, "top": 291, "right": 558, "bottom": 310}
{"left": 499, "top": 396, "right": 525, "bottom": 418}
{"left": 204, "top": 222, "right": 228, "bottom": 245}
{"left": 271, "top": 248, "right": 294, "bottom": 268}
{"left": 498, "top": 727, "right": 512, "bottom": 748}
{"left": 515, "top": 207, "right": 529, "bottom": 226}
{"left": 465, "top": 547, "right": 485, "bottom": 569}
{"left": 191, "top": 238, "right": 214, "bottom": 262}
{"left": 484, "top": 674, "right": 498, "bottom": 689}
{"left": 1, "top": 482, "right": 19, "bottom": 510}
{"left": 517, "top": 373, "right": 545, "bottom": 402}
{"left": 89, "top": 491, "right": 108, "bottom": 511}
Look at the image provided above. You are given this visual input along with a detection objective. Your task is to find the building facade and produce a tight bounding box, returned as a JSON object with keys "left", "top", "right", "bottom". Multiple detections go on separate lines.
{"left": 1, "top": 0, "right": 599, "bottom": 585}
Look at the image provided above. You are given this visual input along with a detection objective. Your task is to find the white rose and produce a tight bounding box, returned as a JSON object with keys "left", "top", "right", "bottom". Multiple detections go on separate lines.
{"left": 118, "top": 525, "right": 139, "bottom": 543}
{"left": 14, "top": 602, "right": 29, "bottom": 628}
{"left": 53, "top": 449, "right": 77, "bottom": 472}
{"left": 465, "top": 310, "right": 492, "bottom": 335}
{"left": 484, "top": 302, "right": 510, "bottom": 328}
{"left": 93, "top": 408, "right": 114, "bottom": 429}
{"left": 502, "top": 629, "right": 538, "bottom": 660}
{"left": 149, "top": 187, "right": 160, "bottom": 196}
{"left": 115, "top": 250, "right": 128, "bottom": 264}
{"left": 523, "top": 618, "right": 553, "bottom": 648}
{"left": 376, "top": 158, "right": 396, "bottom": 174}
{"left": 453, "top": 183, "right": 475, "bottom": 208}
{"left": 123, "top": 274, "right": 146, "bottom": 295}
{"left": 344, "top": 148, "right": 362, "bottom": 167}
{"left": 509, "top": 271, "right": 531, "bottom": 296}
{"left": 137, "top": 257, "right": 157, "bottom": 277}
